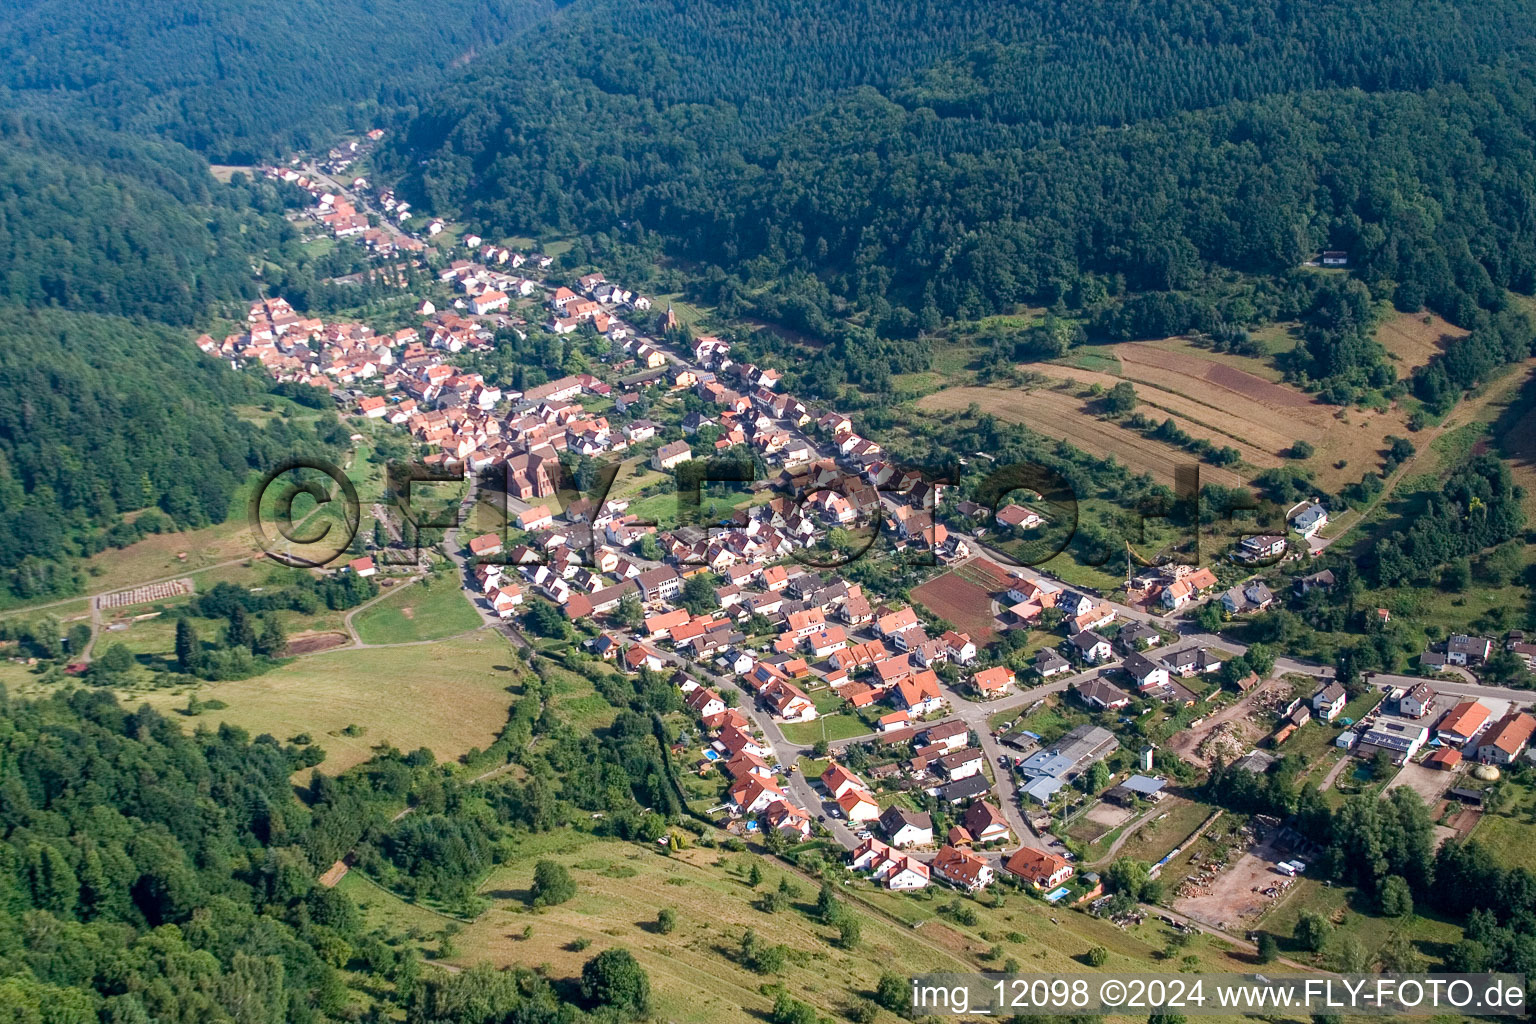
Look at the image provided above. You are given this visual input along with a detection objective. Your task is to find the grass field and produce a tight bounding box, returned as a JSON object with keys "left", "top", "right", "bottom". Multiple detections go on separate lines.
{"left": 1375, "top": 311, "right": 1467, "bottom": 373}
{"left": 1259, "top": 877, "right": 1463, "bottom": 969}
{"left": 353, "top": 575, "right": 482, "bottom": 644}
{"left": 1104, "top": 797, "right": 1215, "bottom": 866}
{"left": 538, "top": 659, "right": 622, "bottom": 733}
{"left": 916, "top": 332, "right": 1420, "bottom": 492}
{"left": 1470, "top": 780, "right": 1536, "bottom": 872}
{"left": 781, "top": 714, "right": 872, "bottom": 746}
{"left": 124, "top": 631, "right": 523, "bottom": 774}
{"left": 916, "top": 384, "right": 1246, "bottom": 489}
{"left": 390, "top": 829, "right": 1268, "bottom": 1024}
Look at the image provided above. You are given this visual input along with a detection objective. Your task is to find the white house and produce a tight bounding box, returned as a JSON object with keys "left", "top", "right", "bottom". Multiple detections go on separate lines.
{"left": 1290, "top": 502, "right": 1328, "bottom": 539}
{"left": 652, "top": 440, "right": 693, "bottom": 471}
{"left": 1068, "top": 631, "right": 1113, "bottom": 664}
{"left": 837, "top": 788, "right": 880, "bottom": 823}
{"left": 471, "top": 290, "right": 509, "bottom": 315}
{"left": 1122, "top": 651, "right": 1169, "bottom": 691}
{"left": 1311, "top": 682, "right": 1347, "bottom": 722}
{"left": 879, "top": 807, "right": 934, "bottom": 848}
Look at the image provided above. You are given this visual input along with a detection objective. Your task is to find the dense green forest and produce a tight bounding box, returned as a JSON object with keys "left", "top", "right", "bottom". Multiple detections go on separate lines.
{"left": 0, "top": 112, "right": 350, "bottom": 604}
{"left": 0, "top": 0, "right": 556, "bottom": 163}
{"left": 0, "top": 688, "right": 360, "bottom": 1020}
{"left": 392, "top": 0, "right": 1536, "bottom": 398}
{"left": 0, "top": 113, "right": 299, "bottom": 325}
{"left": 0, "top": 309, "right": 346, "bottom": 602}
{"left": 0, "top": 679, "right": 664, "bottom": 1022}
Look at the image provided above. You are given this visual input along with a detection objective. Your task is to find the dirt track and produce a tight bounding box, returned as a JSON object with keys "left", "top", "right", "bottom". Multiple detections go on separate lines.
{"left": 284, "top": 631, "right": 351, "bottom": 656}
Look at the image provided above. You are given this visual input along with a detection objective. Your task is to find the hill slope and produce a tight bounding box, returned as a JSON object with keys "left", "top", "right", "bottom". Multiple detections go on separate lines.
{"left": 391, "top": 0, "right": 1536, "bottom": 356}
{"left": 0, "top": 0, "right": 556, "bottom": 162}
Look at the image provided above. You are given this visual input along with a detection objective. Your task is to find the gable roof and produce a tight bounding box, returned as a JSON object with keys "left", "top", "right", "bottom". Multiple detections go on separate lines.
{"left": 1004, "top": 846, "right": 1071, "bottom": 882}
{"left": 1439, "top": 700, "right": 1491, "bottom": 740}
{"left": 932, "top": 844, "right": 990, "bottom": 885}
{"left": 879, "top": 806, "right": 932, "bottom": 833}
{"left": 1483, "top": 713, "right": 1536, "bottom": 755}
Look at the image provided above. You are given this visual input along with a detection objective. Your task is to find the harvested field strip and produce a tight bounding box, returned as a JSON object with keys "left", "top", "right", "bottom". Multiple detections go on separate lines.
{"left": 917, "top": 386, "right": 1242, "bottom": 488}
{"left": 1038, "top": 368, "right": 1287, "bottom": 463}
{"left": 97, "top": 578, "right": 194, "bottom": 610}
{"left": 1115, "top": 343, "right": 1317, "bottom": 411}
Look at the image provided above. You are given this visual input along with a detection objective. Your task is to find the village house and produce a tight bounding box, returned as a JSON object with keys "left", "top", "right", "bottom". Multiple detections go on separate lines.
{"left": 728, "top": 775, "right": 786, "bottom": 815}
{"left": 1221, "top": 581, "right": 1275, "bottom": 614}
{"left": 920, "top": 720, "right": 971, "bottom": 754}
{"left": 1159, "top": 568, "right": 1219, "bottom": 610}
{"left": 1004, "top": 846, "right": 1074, "bottom": 889}
{"left": 1236, "top": 534, "right": 1287, "bottom": 563}
{"left": 1068, "top": 631, "right": 1113, "bottom": 665}
{"left": 1447, "top": 634, "right": 1493, "bottom": 666}
{"left": 937, "top": 747, "right": 985, "bottom": 781}
{"left": 894, "top": 670, "right": 945, "bottom": 716}
{"left": 1400, "top": 682, "right": 1436, "bottom": 719}
{"left": 762, "top": 799, "right": 813, "bottom": 841}
{"left": 971, "top": 666, "right": 1015, "bottom": 699}
{"left": 931, "top": 844, "right": 994, "bottom": 891}
{"left": 961, "top": 801, "right": 1011, "bottom": 845}
{"left": 1035, "top": 649, "right": 1072, "bottom": 678}
{"left": 1074, "top": 676, "right": 1132, "bottom": 710}
{"left": 879, "top": 807, "right": 934, "bottom": 848}
{"left": 1358, "top": 717, "right": 1430, "bottom": 762}
{"left": 467, "top": 533, "right": 504, "bottom": 559}
{"left": 1121, "top": 651, "right": 1169, "bottom": 691}
{"left": 652, "top": 440, "right": 693, "bottom": 471}
{"left": 837, "top": 788, "right": 880, "bottom": 822}
{"left": 1117, "top": 621, "right": 1161, "bottom": 651}
{"left": 1478, "top": 713, "right": 1536, "bottom": 765}
{"left": 849, "top": 837, "right": 931, "bottom": 890}
{"left": 1437, "top": 700, "right": 1491, "bottom": 746}
{"left": 996, "top": 504, "right": 1043, "bottom": 530}
{"left": 820, "top": 763, "right": 867, "bottom": 802}
{"left": 1290, "top": 502, "right": 1329, "bottom": 539}
{"left": 1311, "top": 681, "right": 1347, "bottom": 722}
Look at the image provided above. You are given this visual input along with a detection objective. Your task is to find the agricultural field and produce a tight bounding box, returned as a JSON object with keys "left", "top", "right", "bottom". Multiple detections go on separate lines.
{"left": 916, "top": 383, "right": 1246, "bottom": 488}
{"left": 916, "top": 331, "right": 1423, "bottom": 493}
{"left": 353, "top": 574, "right": 483, "bottom": 644}
{"left": 77, "top": 513, "right": 264, "bottom": 594}
{"left": 910, "top": 570, "right": 999, "bottom": 643}
{"left": 124, "top": 631, "right": 524, "bottom": 775}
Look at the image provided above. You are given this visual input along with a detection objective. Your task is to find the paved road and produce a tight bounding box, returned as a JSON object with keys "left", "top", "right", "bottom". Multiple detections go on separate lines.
{"left": 302, "top": 163, "right": 411, "bottom": 243}
{"left": 656, "top": 648, "right": 864, "bottom": 849}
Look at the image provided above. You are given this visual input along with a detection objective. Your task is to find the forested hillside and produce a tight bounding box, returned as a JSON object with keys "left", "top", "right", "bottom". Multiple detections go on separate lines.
{"left": 0, "top": 689, "right": 350, "bottom": 1020}
{"left": 0, "top": 309, "right": 346, "bottom": 602}
{"left": 0, "top": 0, "right": 556, "bottom": 162}
{"left": 0, "top": 113, "right": 296, "bottom": 325}
{"left": 393, "top": 0, "right": 1536, "bottom": 386}
{"left": 0, "top": 112, "right": 347, "bottom": 604}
